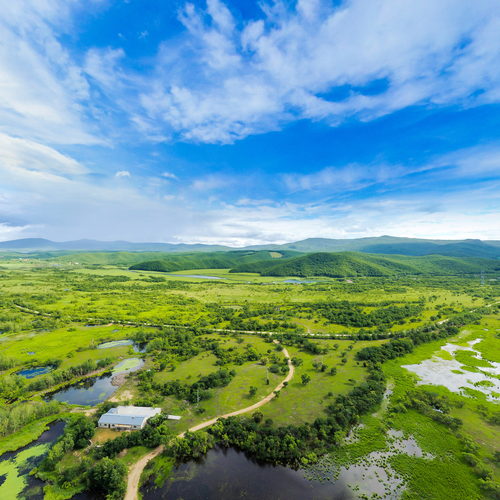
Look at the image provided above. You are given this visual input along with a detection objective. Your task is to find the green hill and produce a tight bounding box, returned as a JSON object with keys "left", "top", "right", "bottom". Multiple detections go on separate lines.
{"left": 229, "top": 252, "right": 500, "bottom": 277}
{"left": 128, "top": 250, "right": 300, "bottom": 272}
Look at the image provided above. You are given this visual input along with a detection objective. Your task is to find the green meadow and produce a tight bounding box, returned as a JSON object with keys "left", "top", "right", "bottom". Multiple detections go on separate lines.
{"left": 0, "top": 255, "right": 498, "bottom": 498}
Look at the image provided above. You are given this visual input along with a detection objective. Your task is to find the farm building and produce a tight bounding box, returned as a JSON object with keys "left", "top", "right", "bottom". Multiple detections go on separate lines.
{"left": 98, "top": 406, "right": 161, "bottom": 430}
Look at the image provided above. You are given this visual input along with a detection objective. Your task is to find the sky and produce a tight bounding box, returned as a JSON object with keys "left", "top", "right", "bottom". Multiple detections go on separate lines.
{"left": 0, "top": 0, "right": 499, "bottom": 246}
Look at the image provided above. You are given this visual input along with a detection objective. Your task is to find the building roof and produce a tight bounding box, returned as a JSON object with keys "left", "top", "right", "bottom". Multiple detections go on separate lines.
{"left": 98, "top": 406, "right": 161, "bottom": 426}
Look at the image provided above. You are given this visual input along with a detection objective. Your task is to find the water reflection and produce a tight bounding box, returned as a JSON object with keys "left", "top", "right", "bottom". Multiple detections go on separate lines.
{"left": 141, "top": 446, "right": 353, "bottom": 500}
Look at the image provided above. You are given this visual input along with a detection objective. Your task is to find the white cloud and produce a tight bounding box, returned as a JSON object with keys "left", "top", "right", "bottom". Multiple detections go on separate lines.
{"left": 129, "top": 0, "right": 500, "bottom": 143}
{"left": 115, "top": 170, "right": 131, "bottom": 177}
{"left": 161, "top": 171, "right": 178, "bottom": 180}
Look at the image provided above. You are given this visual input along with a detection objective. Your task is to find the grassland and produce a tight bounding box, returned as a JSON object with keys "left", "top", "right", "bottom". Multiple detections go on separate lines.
{"left": 0, "top": 254, "right": 498, "bottom": 499}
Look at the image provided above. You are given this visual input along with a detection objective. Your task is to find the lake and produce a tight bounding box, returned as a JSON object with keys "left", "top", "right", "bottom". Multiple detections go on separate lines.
{"left": 141, "top": 446, "right": 353, "bottom": 500}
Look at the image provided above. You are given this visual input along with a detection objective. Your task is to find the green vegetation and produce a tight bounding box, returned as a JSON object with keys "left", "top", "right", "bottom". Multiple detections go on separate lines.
{"left": 0, "top": 250, "right": 498, "bottom": 499}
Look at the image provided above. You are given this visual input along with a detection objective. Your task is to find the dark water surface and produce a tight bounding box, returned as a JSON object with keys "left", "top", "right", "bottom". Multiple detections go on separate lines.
{"left": 0, "top": 420, "right": 65, "bottom": 463}
{"left": 47, "top": 373, "right": 118, "bottom": 406}
{"left": 0, "top": 421, "right": 65, "bottom": 500}
{"left": 46, "top": 358, "right": 144, "bottom": 406}
{"left": 141, "top": 447, "right": 353, "bottom": 500}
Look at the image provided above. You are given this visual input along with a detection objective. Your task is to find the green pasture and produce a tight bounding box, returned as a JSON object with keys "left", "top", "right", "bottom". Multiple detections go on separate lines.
{"left": 0, "top": 324, "right": 144, "bottom": 367}
{"left": 262, "top": 339, "right": 386, "bottom": 425}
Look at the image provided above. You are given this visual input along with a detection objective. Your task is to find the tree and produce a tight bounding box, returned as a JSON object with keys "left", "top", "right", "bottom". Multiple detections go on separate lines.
{"left": 70, "top": 415, "right": 95, "bottom": 449}
{"left": 88, "top": 458, "right": 126, "bottom": 500}
{"left": 249, "top": 386, "right": 257, "bottom": 397}
{"left": 301, "top": 374, "right": 311, "bottom": 385}
{"left": 252, "top": 411, "right": 263, "bottom": 423}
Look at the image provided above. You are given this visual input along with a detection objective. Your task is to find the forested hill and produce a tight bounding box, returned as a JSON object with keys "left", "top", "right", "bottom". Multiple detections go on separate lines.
{"left": 128, "top": 250, "right": 299, "bottom": 272}
{"left": 229, "top": 252, "right": 500, "bottom": 277}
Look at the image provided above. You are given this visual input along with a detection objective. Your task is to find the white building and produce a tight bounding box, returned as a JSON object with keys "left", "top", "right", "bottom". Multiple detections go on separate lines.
{"left": 98, "top": 406, "right": 161, "bottom": 430}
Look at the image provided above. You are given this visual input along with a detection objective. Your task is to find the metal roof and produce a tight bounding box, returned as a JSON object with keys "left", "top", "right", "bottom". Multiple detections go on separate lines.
{"left": 98, "top": 414, "right": 149, "bottom": 426}
{"left": 98, "top": 406, "right": 161, "bottom": 426}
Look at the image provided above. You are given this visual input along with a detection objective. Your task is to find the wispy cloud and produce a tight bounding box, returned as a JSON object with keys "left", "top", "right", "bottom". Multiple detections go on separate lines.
{"left": 190, "top": 174, "right": 231, "bottom": 191}
{"left": 161, "top": 172, "right": 178, "bottom": 180}
{"left": 0, "top": 1, "right": 99, "bottom": 144}
{"left": 0, "top": 133, "right": 86, "bottom": 176}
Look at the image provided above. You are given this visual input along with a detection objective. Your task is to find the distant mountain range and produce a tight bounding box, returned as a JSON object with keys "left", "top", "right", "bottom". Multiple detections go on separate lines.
{"left": 1, "top": 236, "right": 500, "bottom": 259}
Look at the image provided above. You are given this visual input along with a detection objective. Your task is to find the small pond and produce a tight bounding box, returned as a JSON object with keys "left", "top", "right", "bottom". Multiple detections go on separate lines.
{"left": 0, "top": 420, "right": 65, "bottom": 499}
{"left": 141, "top": 446, "right": 353, "bottom": 500}
{"left": 97, "top": 339, "right": 146, "bottom": 352}
{"left": 46, "top": 358, "right": 144, "bottom": 406}
{"left": 17, "top": 366, "right": 53, "bottom": 379}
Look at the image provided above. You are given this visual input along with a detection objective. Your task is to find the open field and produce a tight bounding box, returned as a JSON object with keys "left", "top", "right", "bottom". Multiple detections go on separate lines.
{"left": 0, "top": 256, "right": 498, "bottom": 499}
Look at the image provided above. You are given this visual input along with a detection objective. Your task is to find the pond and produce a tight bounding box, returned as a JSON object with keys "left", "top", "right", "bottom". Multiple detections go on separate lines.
{"left": 47, "top": 358, "right": 144, "bottom": 406}
{"left": 97, "top": 339, "right": 146, "bottom": 352}
{"left": 0, "top": 420, "right": 65, "bottom": 499}
{"left": 141, "top": 446, "right": 353, "bottom": 500}
{"left": 17, "top": 366, "right": 53, "bottom": 378}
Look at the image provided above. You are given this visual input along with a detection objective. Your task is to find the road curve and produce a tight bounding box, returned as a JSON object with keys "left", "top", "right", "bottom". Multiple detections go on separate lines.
{"left": 124, "top": 342, "right": 294, "bottom": 500}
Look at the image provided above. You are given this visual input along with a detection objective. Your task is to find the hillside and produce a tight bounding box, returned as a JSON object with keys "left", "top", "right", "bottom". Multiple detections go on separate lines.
{"left": 229, "top": 252, "right": 500, "bottom": 277}
{"left": 128, "top": 250, "right": 299, "bottom": 272}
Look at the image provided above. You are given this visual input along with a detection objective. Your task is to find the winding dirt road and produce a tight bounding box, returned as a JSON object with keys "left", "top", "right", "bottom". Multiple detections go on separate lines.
{"left": 124, "top": 343, "right": 294, "bottom": 500}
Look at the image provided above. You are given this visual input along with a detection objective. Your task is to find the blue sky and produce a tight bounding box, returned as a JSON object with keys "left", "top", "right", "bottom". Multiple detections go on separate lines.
{"left": 0, "top": 0, "right": 499, "bottom": 245}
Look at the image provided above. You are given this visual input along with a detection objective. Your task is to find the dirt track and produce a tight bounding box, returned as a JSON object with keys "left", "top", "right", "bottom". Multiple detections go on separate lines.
{"left": 124, "top": 343, "right": 294, "bottom": 500}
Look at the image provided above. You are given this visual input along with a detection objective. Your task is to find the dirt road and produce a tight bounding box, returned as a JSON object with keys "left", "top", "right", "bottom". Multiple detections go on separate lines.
{"left": 124, "top": 343, "right": 294, "bottom": 500}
